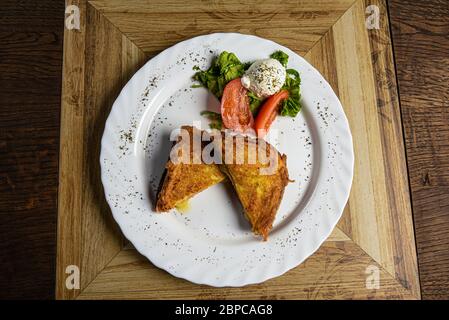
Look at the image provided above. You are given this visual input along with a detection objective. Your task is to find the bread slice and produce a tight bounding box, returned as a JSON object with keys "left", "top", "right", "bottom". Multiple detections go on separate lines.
{"left": 155, "top": 126, "right": 226, "bottom": 212}
{"left": 215, "top": 132, "right": 290, "bottom": 240}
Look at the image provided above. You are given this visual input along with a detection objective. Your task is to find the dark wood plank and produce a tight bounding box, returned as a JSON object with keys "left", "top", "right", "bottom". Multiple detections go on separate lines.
{"left": 0, "top": 31, "right": 63, "bottom": 79}
{"left": 388, "top": 0, "right": 449, "bottom": 299}
{"left": 0, "top": 212, "right": 57, "bottom": 299}
{"left": 0, "top": 1, "right": 64, "bottom": 32}
{"left": 0, "top": 0, "right": 64, "bottom": 299}
{"left": 412, "top": 187, "right": 449, "bottom": 299}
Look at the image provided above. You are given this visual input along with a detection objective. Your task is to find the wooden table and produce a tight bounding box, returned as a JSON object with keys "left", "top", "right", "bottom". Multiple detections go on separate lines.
{"left": 388, "top": 0, "right": 449, "bottom": 299}
{"left": 1, "top": 0, "right": 448, "bottom": 299}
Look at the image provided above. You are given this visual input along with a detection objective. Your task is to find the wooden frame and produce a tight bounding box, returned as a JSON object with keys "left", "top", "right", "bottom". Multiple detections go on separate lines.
{"left": 57, "top": 0, "right": 419, "bottom": 299}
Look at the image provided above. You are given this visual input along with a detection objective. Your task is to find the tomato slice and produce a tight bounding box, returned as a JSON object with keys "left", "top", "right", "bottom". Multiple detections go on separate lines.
{"left": 221, "top": 78, "right": 254, "bottom": 132}
{"left": 254, "top": 90, "right": 289, "bottom": 137}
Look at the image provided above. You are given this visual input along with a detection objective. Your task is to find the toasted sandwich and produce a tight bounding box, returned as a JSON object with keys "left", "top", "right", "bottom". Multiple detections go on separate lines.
{"left": 214, "top": 131, "right": 290, "bottom": 240}
{"left": 155, "top": 126, "right": 226, "bottom": 212}
{"left": 156, "top": 126, "right": 290, "bottom": 241}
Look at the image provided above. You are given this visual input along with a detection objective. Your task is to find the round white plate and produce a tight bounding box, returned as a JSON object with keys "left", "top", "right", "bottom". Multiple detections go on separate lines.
{"left": 100, "top": 33, "right": 354, "bottom": 287}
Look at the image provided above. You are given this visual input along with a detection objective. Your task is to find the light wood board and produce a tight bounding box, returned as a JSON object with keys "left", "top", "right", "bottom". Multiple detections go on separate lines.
{"left": 57, "top": 0, "right": 419, "bottom": 299}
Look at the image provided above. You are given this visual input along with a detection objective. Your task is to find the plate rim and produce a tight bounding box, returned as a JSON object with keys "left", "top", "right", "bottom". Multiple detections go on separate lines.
{"left": 100, "top": 32, "right": 354, "bottom": 287}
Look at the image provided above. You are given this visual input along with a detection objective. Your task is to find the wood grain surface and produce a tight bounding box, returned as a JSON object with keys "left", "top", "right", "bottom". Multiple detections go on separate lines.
{"left": 89, "top": 0, "right": 356, "bottom": 57}
{"left": 78, "top": 240, "right": 415, "bottom": 300}
{"left": 55, "top": 0, "right": 419, "bottom": 299}
{"left": 56, "top": 1, "right": 146, "bottom": 299}
{"left": 307, "top": 0, "right": 419, "bottom": 296}
{"left": 0, "top": 0, "right": 64, "bottom": 299}
{"left": 388, "top": 0, "right": 449, "bottom": 300}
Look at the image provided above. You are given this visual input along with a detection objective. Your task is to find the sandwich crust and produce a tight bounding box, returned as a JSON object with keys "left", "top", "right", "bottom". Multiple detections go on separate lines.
{"left": 155, "top": 126, "right": 226, "bottom": 212}
{"left": 215, "top": 132, "right": 290, "bottom": 240}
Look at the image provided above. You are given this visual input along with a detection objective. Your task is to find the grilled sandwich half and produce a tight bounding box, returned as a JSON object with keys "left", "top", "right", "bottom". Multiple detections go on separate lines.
{"left": 156, "top": 126, "right": 290, "bottom": 240}
{"left": 214, "top": 132, "right": 290, "bottom": 240}
{"left": 155, "top": 126, "right": 226, "bottom": 212}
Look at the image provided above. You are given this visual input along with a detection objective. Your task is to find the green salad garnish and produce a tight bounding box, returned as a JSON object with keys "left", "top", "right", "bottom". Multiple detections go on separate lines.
{"left": 280, "top": 68, "right": 302, "bottom": 117}
{"left": 270, "top": 50, "right": 289, "bottom": 68}
{"left": 247, "top": 91, "right": 263, "bottom": 114}
{"left": 200, "top": 111, "right": 223, "bottom": 130}
{"left": 193, "top": 51, "right": 246, "bottom": 98}
{"left": 270, "top": 51, "right": 302, "bottom": 117}
{"left": 194, "top": 49, "right": 302, "bottom": 123}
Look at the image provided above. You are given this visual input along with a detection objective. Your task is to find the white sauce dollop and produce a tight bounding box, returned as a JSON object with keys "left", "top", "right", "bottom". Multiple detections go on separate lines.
{"left": 241, "top": 58, "right": 286, "bottom": 98}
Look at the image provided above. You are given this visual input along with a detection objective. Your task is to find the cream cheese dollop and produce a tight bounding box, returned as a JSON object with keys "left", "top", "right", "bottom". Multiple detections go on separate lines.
{"left": 241, "top": 58, "right": 286, "bottom": 98}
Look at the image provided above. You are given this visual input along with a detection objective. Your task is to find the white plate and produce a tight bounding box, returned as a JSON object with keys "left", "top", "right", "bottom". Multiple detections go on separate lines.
{"left": 100, "top": 33, "right": 354, "bottom": 287}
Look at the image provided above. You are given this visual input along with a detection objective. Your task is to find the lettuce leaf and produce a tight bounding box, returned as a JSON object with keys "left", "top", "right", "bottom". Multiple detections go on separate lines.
{"left": 280, "top": 68, "right": 302, "bottom": 117}
{"left": 200, "top": 111, "right": 223, "bottom": 130}
{"left": 193, "top": 51, "right": 246, "bottom": 98}
{"left": 270, "top": 51, "right": 302, "bottom": 117}
{"left": 247, "top": 91, "right": 263, "bottom": 115}
{"left": 270, "top": 50, "right": 289, "bottom": 67}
